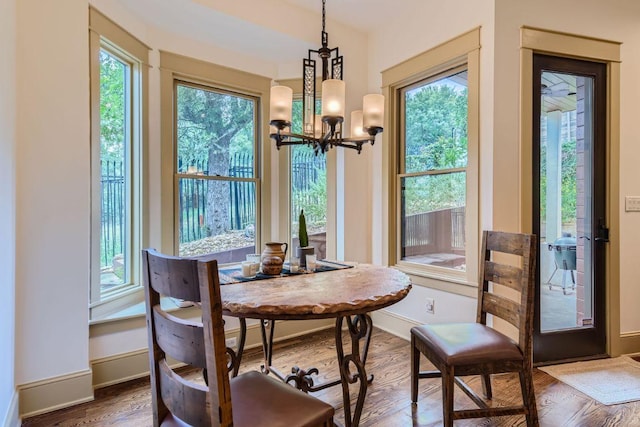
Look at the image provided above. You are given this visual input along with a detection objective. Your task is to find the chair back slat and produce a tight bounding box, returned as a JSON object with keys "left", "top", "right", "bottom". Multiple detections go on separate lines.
{"left": 482, "top": 292, "right": 522, "bottom": 329}
{"left": 485, "top": 230, "right": 528, "bottom": 256}
{"left": 484, "top": 261, "right": 523, "bottom": 292}
{"left": 146, "top": 253, "right": 202, "bottom": 302}
{"left": 143, "top": 248, "right": 230, "bottom": 427}
{"left": 153, "top": 308, "right": 206, "bottom": 369}
{"left": 477, "top": 230, "right": 536, "bottom": 351}
{"left": 158, "top": 360, "right": 211, "bottom": 426}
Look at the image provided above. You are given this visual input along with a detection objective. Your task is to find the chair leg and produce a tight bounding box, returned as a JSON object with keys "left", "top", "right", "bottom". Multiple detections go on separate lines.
{"left": 442, "top": 366, "right": 455, "bottom": 427}
{"left": 411, "top": 335, "right": 420, "bottom": 403}
{"left": 519, "top": 369, "right": 539, "bottom": 427}
{"left": 481, "top": 374, "right": 492, "bottom": 399}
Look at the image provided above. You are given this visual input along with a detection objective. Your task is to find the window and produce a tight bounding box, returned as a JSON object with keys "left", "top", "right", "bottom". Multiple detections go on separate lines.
{"left": 290, "top": 99, "right": 327, "bottom": 259}
{"left": 175, "top": 82, "right": 259, "bottom": 260}
{"left": 89, "top": 8, "right": 149, "bottom": 319}
{"left": 399, "top": 69, "right": 468, "bottom": 271}
{"left": 160, "top": 52, "right": 272, "bottom": 261}
{"left": 382, "top": 28, "right": 479, "bottom": 284}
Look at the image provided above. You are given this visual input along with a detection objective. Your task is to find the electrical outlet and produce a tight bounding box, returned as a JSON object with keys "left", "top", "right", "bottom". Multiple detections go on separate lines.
{"left": 225, "top": 337, "right": 237, "bottom": 349}
{"left": 425, "top": 298, "right": 435, "bottom": 314}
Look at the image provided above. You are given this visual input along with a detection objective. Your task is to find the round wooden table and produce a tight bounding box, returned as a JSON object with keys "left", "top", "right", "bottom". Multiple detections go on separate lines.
{"left": 220, "top": 264, "right": 411, "bottom": 427}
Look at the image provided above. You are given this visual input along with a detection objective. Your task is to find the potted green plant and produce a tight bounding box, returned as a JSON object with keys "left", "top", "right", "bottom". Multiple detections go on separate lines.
{"left": 296, "top": 209, "right": 315, "bottom": 268}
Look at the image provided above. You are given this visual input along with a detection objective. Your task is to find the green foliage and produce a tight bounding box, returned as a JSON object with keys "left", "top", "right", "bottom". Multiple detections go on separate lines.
{"left": 99, "top": 50, "right": 127, "bottom": 162}
{"left": 176, "top": 85, "right": 254, "bottom": 172}
{"left": 293, "top": 167, "right": 327, "bottom": 223}
{"left": 404, "top": 83, "right": 468, "bottom": 169}
{"left": 298, "top": 209, "right": 309, "bottom": 247}
{"left": 402, "top": 77, "right": 468, "bottom": 214}
{"left": 540, "top": 139, "right": 577, "bottom": 223}
{"left": 561, "top": 140, "right": 577, "bottom": 223}
{"left": 403, "top": 172, "right": 466, "bottom": 216}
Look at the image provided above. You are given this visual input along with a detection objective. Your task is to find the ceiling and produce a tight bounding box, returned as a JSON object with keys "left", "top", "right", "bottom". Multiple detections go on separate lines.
{"left": 109, "top": 0, "right": 411, "bottom": 63}
{"left": 283, "top": 0, "right": 413, "bottom": 32}
{"left": 542, "top": 72, "right": 577, "bottom": 113}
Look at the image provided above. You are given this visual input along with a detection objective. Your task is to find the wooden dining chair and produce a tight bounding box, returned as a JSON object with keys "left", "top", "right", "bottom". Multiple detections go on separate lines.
{"left": 410, "top": 230, "right": 538, "bottom": 426}
{"left": 142, "top": 249, "right": 335, "bottom": 427}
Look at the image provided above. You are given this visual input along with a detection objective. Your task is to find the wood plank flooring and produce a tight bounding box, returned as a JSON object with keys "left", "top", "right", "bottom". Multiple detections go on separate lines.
{"left": 22, "top": 327, "right": 640, "bottom": 426}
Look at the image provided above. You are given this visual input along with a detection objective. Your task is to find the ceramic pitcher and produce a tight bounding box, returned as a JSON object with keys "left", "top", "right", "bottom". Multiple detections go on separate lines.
{"left": 261, "top": 242, "right": 288, "bottom": 275}
{"left": 261, "top": 242, "right": 288, "bottom": 263}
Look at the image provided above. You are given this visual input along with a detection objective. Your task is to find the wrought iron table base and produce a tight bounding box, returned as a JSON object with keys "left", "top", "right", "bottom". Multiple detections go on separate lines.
{"left": 231, "top": 315, "right": 374, "bottom": 427}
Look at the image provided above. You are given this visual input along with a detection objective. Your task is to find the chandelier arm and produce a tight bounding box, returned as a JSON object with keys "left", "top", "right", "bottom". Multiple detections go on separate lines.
{"left": 269, "top": 1, "right": 383, "bottom": 156}
{"left": 329, "top": 140, "right": 366, "bottom": 154}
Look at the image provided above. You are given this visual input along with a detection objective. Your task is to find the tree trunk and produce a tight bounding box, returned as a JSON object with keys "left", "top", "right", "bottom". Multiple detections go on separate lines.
{"left": 205, "top": 137, "right": 231, "bottom": 236}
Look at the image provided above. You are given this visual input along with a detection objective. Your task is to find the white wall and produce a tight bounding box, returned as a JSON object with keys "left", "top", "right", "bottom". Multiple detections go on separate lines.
{"left": 492, "top": 0, "right": 640, "bottom": 334}
{"left": 15, "top": 0, "right": 90, "bottom": 385}
{"left": 367, "top": 0, "right": 495, "bottom": 323}
{"left": 0, "top": 0, "right": 17, "bottom": 423}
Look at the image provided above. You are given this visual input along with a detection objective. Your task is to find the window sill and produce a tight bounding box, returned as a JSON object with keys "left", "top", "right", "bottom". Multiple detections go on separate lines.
{"left": 393, "top": 263, "right": 478, "bottom": 298}
{"left": 90, "top": 296, "right": 196, "bottom": 326}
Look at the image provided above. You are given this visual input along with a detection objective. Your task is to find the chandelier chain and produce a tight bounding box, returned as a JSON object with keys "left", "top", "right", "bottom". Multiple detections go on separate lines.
{"left": 322, "top": 0, "right": 326, "bottom": 33}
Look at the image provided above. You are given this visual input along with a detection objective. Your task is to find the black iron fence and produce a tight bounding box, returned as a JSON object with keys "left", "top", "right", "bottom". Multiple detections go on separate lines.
{"left": 291, "top": 150, "right": 326, "bottom": 224}
{"left": 100, "top": 152, "right": 327, "bottom": 264}
{"left": 100, "top": 160, "right": 125, "bottom": 267}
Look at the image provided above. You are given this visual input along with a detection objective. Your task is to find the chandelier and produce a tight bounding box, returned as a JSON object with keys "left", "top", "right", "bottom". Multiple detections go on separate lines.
{"left": 269, "top": 0, "right": 384, "bottom": 155}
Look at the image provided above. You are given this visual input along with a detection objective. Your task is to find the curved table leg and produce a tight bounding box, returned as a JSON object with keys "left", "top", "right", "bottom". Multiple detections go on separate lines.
{"left": 260, "top": 319, "right": 276, "bottom": 374}
{"left": 230, "top": 318, "right": 247, "bottom": 377}
{"left": 336, "top": 313, "right": 374, "bottom": 427}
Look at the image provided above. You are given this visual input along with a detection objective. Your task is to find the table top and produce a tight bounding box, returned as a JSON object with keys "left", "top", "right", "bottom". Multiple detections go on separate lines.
{"left": 220, "top": 264, "right": 412, "bottom": 320}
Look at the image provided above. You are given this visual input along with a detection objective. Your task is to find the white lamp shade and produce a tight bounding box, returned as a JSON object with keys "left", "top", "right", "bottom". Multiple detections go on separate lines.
{"left": 269, "top": 85, "right": 293, "bottom": 122}
{"left": 363, "top": 94, "right": 384, "bottom": 129}
{"left": 321, "top": 79, "right": 346, "bottom": 117}
{"left": 350, "top": 110, "right": 366, "bottom": 138}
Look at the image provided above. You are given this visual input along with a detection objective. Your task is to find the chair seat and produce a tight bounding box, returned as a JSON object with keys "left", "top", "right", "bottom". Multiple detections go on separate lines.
{"left": 162, "top": 371, "right": 334, "bottom": 427}
{"left": 411, "top": 322, "right": 523, "bottom": 366}
{"left": 231, "top": 371, "right": 334, "bottom": 427}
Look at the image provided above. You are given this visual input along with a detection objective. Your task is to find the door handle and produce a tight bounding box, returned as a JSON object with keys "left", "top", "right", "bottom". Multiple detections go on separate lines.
{"left": 595, "top": 218, "right": 610, "bottom": 243}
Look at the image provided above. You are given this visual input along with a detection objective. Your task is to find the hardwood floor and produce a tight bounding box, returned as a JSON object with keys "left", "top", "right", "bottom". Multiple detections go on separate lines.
{"left": 22, "top": 327, "right": 640, "bottom": 426}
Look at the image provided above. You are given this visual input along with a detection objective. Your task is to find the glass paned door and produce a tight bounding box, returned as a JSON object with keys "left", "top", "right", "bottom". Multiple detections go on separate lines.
{"left": 539, "top": 71, "right": 586, "bottom": 331}
{"left": 533, "top": 54, "right": 607, "bottom": 363}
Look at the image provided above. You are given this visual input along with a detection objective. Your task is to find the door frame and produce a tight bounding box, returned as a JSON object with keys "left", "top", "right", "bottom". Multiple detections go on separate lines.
{"left": 519, "top": 27, "right": 622, "bottom": 356}
{"left": 532, "top": 54, "right": 607, "bottom": 363}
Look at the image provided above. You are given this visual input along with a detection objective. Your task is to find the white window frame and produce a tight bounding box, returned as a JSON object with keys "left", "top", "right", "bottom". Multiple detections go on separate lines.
{"left": 159, "top": 52, "right": 272, "bottom": 257}
{"left": 89, "top": 7, "right": 149, "bottom": 320}
{"left": 172, "top": 80, "right": 260, "bottom": 257}
{"left": 382, "top": 28, "right": 480, "bottom": 287}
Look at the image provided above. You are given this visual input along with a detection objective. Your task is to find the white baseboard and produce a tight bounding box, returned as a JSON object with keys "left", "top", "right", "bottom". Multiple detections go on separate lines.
{"left": 371, "top": 308, "right": 419, "bottom": 342}
{"left": 2, "top": 390, "right": 19, "bottom": 427}
{"left": 18, "top": 369, "right": 93, "bottom": 419}
{"left": 21, "top": 319, "right": 335, "bottom": 419}
{"left": 91, "top": 349, "right": 151, "bottom": 389}
{"left": 616, "top": 331, "right": 640, "bottom": 356}
{"left": 91, "top": 318, "right": 334, "bottom": 389}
